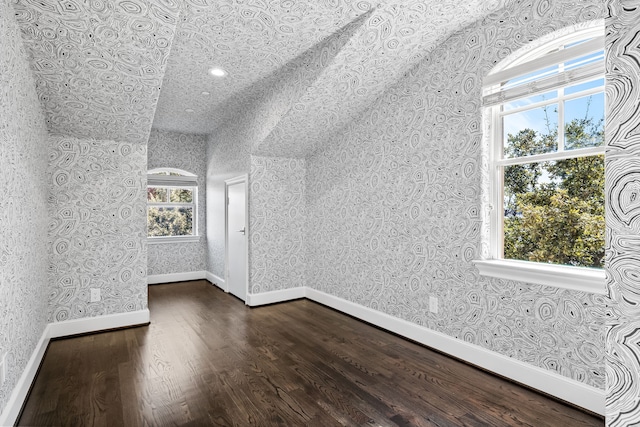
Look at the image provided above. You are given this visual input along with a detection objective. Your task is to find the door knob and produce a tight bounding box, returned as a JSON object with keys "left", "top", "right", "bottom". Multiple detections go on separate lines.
{"left": 237, "top": 228, "right": 246, "bottom": 234}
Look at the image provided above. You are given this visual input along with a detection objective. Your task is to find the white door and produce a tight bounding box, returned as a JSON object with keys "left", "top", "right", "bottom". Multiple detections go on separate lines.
{"left": 226, "top": 179, "right": 247, "bottom": 301}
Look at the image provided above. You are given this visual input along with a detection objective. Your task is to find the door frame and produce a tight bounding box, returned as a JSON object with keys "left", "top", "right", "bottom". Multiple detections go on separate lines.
{"left": 224, "top": 174, "right": 249, "bottom": 302}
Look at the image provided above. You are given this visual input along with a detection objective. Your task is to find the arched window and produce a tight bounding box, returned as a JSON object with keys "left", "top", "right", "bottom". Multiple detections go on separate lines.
{"left": 147, "top": 168, "right": 198, "bottom": 242}
{"left": 475, "top": 23, "right": 606, "bottom": 293}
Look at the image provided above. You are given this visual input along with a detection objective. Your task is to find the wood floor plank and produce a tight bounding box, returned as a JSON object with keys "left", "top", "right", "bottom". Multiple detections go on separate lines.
{"left": 19, "top": 280, "right": 603, "bottom": 426}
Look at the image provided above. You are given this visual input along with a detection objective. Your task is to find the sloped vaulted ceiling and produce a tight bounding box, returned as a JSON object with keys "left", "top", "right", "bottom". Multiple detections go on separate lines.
{"left": 153, "top": 0, "right": 510, "bottom": 158}
{"left": 11, "top": 0, "right": 181, "bottom": 144}
{"left": 12, "top": 0, "right": 510, "bottom": 152}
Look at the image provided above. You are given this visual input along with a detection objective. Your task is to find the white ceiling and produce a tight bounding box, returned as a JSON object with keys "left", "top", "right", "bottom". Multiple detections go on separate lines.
{"left": 12, "top": 0, "right": 509, "bottom": 155}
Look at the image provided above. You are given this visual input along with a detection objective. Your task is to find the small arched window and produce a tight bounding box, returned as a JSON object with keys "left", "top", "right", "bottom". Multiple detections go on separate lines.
{"left": 147, "top": 168, "right": 198, "bottom": 242}
{"left": 475, "top": 23, "right": 606, "bottom": 293}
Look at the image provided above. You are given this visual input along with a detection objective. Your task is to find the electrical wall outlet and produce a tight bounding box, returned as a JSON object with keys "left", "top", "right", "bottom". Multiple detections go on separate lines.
{"left": 429, "top": 296, "right": 438, "bottom": 314}
{"left": 90, "top": 288, "right": 101, "bottom": 302}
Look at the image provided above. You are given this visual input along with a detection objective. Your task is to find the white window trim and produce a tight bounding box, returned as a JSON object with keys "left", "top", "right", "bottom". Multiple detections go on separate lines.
{"left": 147, "top": 168, "right": 199, "bottom": 241}
{"left": 148, "top": 167, "right": 196, "bottom": 177}
{"left": 148, "top": 235, "right": 201, "bottom": 244}
{"left": 473, "top": 259, "right": 606, "bottom": 294}
{"left": 483, "top": 35, "right": 604, "bottom": 89}
{"left": 147, "top": 174, "right": 198, "bottom": 187}
{"left": 475, "top": 24, "right": 605, "bottom": 294}
{"left": 485, "top": 22, "right": 604, "bottom": 77}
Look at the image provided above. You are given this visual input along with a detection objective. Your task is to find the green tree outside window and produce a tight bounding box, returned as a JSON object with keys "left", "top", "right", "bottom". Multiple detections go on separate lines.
{"left": 503, "top": 109, "right": 604, "bottom": 268}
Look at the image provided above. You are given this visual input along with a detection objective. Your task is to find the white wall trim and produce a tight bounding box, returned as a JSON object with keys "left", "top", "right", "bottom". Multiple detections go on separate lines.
{"left": 473, "top": 259, "right": 606, "bottom": 294}
{"left": 1, "top": 289, "right": 604, "bottom": 423}
{"left": 48, "top": 309, "right": 150, "bottom": 339}
{"left": 0, "top": 309, "right": 149, "bottom": 426}
{"left": 305, "top": 288, "right": 605, "bottom": 415}
{"left": 0, "top": 328, "right": 49, "bottom": 427}
{"left": 246, "top": 287, "right": 306, "bottom": 307}
{"left": 147, "top": 235, "right": 201, "bottom": 245}
{"left": 147, "top": 271, "right": 207, "bottom": 285}
{"left": 206, "top": 271, "right": 227, "bottom": 291}
{"left": 199, "top": 283, "right": 604, "bottom": 413}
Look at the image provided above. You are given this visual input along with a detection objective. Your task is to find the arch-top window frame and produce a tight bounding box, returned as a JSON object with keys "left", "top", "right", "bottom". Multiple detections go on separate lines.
{"left": 474, "top": 23, "right": 606, "bottom": 294}
{"left": 147, "top": 168, "right": 199, "bottom": 244}
{"left": 148, "top": 167, "right": 196, "bottom": 177}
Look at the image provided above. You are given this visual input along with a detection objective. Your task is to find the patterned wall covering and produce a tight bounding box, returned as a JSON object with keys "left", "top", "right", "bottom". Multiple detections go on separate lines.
{"left": 305, "top": 0, "right": 606, "bottom": 388}
{"left": 605, "top": 1, "right": 640, "bottom": 424}
{"left": 153, "top": 0, "right": 363, "bottom": 134}
{"left": 204, "top": 14, "right": 367, "bottom": 281}
{"left": 250, "top": 157, "right": 306, "bottom": 293}
{"left": 11, "top": 0, "right": 180, "bottom": 144}
{"left": 0, "top": 0, "right": 49, "bottom": 413}
{"left": 153, "top": 0, "right": 509, "bottom": 156}
{"left": 206, "top": 125, "right": 251, "bottom": 278}
{"left": 231, "top": 10, "right": 371, "bottom": 158}
{"left": 257, "top": 0, "right": 505, "bottom": 159}
{"left": 147, "top": 129, "right": 206, "bottom": 276}
{"left": 48, "top": 136, "right": 148, "bottom": 322}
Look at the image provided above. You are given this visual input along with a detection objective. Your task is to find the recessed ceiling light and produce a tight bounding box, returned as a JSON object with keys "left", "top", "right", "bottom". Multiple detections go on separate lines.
{"left": 201, "top": 91, "right": 210, "bottom": 96}
{"left": 209, "top": 67, "right": 227, "bottom": 77}
{"left": 185, "top": 108, "right": 194, "bottom": 113}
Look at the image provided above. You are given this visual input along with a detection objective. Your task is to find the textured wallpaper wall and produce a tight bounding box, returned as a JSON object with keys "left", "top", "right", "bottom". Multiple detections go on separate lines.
{"left": 605, "top": 2, "right": 640, "bottom": 424}
{"left": 305, "top": 0, "right": 606, "bottom": 388}
{"left": 147, "top": 129, "right": 206, "bottom": 276}
{"left": 206, "top": 126, "right": 251, "bottom": 279}
{"left": 250, "top": 156, "right": 306, "bottom": 293}
{"left": 0, "top": 0, "right": 50, "bottom": 412}
{"left": 250, "top": 12, "right": 370, "bottom": 158}
{"left": 11, "top": 0, "right": 180, "bottom": 144}
{"left": 205, "top": 18, "right": 367, "bottom": 281}
{"left": 48, "top": 136, "right": 148, "bottom": 322}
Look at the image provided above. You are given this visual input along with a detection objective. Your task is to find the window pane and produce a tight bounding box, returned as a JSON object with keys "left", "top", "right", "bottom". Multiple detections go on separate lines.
{"left": 504, "top": 65, "right": 558, "bottom": 90}
{"left": 147, "top": 207, "right": 193, "bottom": 237}
{"left": 147, "top": 187, "right": 167, "bottom": 202}
{"left": 503, "top": 155, "right": 604, "bottom": 268}
{"left": 564, "top": 39, "right": 592, "bottom": 48}
{"left": 564, "top": 92, "right": 604, "bottom": 150}
{"left": 565, "top": 50, "right": 604, "bottom": 71}
{"left": 503, "top": 104, "right": 558, "bottom": 158}
{"left": 565, "top": 78, "right": 604, "bottom": 96}
{"left": 503, "top": 91, "right": 558, "bottom": 111}
{"left": 170, "top": 188, "right": 193, "bottom": 203}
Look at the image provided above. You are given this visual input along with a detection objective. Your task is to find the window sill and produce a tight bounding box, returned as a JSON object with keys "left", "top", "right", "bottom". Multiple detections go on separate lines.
{"left": 148, "top": 236, "right": 201, "bottom": 244}
{"left": 473, "top": 259, "right": 606, "bottom": 294}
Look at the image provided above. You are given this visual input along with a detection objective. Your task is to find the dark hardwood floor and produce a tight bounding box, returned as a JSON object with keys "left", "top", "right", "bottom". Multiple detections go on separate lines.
{"left": 19, "top": 280, "right": 603, "bottom": 426}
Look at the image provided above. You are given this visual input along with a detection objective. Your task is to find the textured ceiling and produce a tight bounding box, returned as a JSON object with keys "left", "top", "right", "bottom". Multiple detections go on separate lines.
{"left": 11, "top": 0, "right": 181, "bottom": 144}
{"left": 153, "top": 0, "right": 510, "bottom": 157}
{"left": 256, "top": 1, "right": 511, "bottom": 158}
{"left": 152, "top": 0, "right": 369, "bottom": 135}
{"left": 12, "top": 0, "right": 509, "bottom": 153}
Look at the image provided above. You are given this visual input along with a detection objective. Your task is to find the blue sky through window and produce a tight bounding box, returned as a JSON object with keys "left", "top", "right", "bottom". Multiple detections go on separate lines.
{"left": 502, "top": 79, "right": 604, "bottom": 157}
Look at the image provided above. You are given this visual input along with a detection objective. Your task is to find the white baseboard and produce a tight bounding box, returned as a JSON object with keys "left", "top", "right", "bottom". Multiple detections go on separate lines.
{"left": 48, "top": 309, "right": 150, "bottom": 339}
{"left": 305, "top": 288, "right": 605, "bottom": 416}
{"left": 246, "top": 287, "right": 306, "bottom": 307}
{"left": 206, "top": 271, "right": 227, "bottom": 291}
{"left": 0, "top": 327, "right": 49, "bottom": 427}
{"left": 0, "top": 288, "right": 604, "bottom": 423}
{"left": 147, "top": 271, "right": 207, "bottom": 284}
{"left": 0, "top": 309, "right": 149, "bottom": 426}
